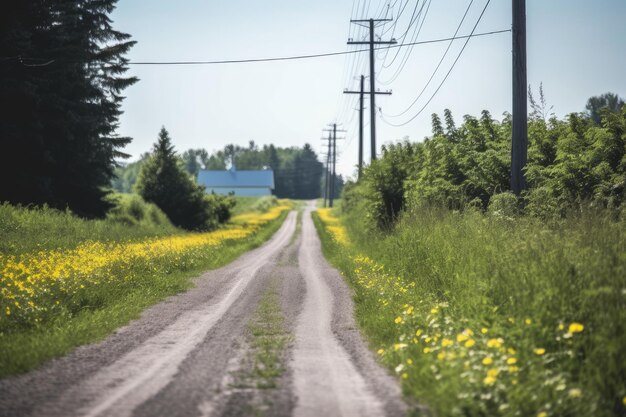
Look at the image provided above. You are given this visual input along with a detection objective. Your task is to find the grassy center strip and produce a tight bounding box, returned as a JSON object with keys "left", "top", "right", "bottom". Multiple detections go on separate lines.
{"left": 247, "top": 277, "right": 292, "bottom": 389}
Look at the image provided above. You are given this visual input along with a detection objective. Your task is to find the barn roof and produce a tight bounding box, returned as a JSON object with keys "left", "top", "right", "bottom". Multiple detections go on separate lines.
{"left": 197, "top": 169, "right": 275, "bottom": 189}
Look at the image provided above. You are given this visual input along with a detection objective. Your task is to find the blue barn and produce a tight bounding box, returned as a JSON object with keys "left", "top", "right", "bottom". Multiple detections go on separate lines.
{"left": 197, "top": 167, "right": 275, "bottom": 196}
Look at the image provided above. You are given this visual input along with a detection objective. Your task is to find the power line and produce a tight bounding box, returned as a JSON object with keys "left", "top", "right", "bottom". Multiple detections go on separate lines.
{"left": 1, "top": 30, "right": 509, "bottom": 67}
{"left": 385, "top": 0, "right": 475, "bottom": 118}
{"left": 381, "top": 0, "right": 493, "bottom": 127}
{"left": 379, "top": 0, "right": 432, "bottom": 84}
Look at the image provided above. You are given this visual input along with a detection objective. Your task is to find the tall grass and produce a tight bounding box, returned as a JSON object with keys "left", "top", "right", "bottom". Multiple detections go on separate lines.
{"left": 0, "top": 194, "right": 178, "bottom": 255}
{"left": 315, "top": 206, "right": 626, "bottom": 416}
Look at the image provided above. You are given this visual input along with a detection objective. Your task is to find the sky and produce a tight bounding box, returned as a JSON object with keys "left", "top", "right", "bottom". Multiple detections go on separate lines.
{"left": 111, "top": 0, "right": 626, "bottom": 179}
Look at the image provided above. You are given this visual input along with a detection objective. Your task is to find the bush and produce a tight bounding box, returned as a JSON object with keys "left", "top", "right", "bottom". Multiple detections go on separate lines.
{"left": 106, "top": 194, "right": 171, "bottom": 227}
{"left": 487, "top": 191, "right": 520, "bottom": 218}
{"left": 361, "top": 141, "right": 416, "bottom": 229}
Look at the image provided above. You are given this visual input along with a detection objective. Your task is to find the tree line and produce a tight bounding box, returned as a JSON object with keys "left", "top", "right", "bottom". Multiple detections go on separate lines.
{"left": 114, "top": 140, "right": 340, "bottom": 200}
{"left": 344, "top": 91, "right": 626, "bottom": 228}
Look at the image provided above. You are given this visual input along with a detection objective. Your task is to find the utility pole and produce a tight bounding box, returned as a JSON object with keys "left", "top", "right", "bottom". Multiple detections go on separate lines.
{"left": 322, "top": 124, "right": 346, "bottom": 207}
{"left": 323, "top": 132, "right": 331, "bottom": 208}
{"left": 344, "top": 75, "right": 391, "bottom": 172}
{"left": 511, "top": 0, "right": 527, "bottom": 195}
{"left": 359, "top": 75, "right": 364, "bottom": 178}
{"left": 348, "top": 19, "right": 396, "bottom": 161}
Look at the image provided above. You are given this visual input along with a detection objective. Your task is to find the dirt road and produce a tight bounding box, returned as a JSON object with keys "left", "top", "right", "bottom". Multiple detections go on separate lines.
{"left": 0, "top": 203, "right": 406, "bottom": 417}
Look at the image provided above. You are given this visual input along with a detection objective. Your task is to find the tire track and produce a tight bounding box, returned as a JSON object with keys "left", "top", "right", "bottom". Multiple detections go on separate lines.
{"left": 292, "top": 203, "right": 406, "bottom": 417}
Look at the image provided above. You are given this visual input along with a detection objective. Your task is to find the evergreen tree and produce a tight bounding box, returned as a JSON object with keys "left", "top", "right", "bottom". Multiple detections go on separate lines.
{"left": 0, "top": 0, "right": 137, "bottom": 217}
{"left": 136, "top": 128, "right": 218, "bottom": 231}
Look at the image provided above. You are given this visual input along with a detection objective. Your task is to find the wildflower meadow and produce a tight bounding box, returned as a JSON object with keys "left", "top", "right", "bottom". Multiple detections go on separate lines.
{"left": 313, "top": 206, "right": 626, "bottom": 417}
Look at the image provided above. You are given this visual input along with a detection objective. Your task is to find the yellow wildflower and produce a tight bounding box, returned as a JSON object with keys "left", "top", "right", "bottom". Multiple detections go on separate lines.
{"left": 537, "top": 412, "right": 547, "bottom": 417}
{"left": 568, "top": 388, "right": 582, "bottom": 398}
{"left": 534, "top": 348, "right": 546, "bottom": 356}
{"left": 406, "top": 358, "right": 413, "bottom": 365}
{"left": 525, "top": 318, "right": 532, "bottom": 325}
{"left": 437, "top": 352, "right": 446, "bottom": 361}
{"left": 483, "top": 375, "right": 497, "bottom": 386}
{"left": 464, "top": 339, "right": 476, "bottom": 348}
{"left": 482, "top": 357, "right": 494, "bottom": 365}
{"left": 506, "top": 357, "right": 517, "bottom": 365}
{"left": 508, "top": 366, "right": 520, "bottom": 373}
{"left": 393, "top": 343, "right": 408, "bottom": 351}
{"left": 377, "top": 348, "right": 385, "bottom": 355}
{"left": 568, "top": 322, "right": 584, "bottom": 334}
{"left": 487, "top": 338, "right": 504, "bottom": 348}
{"left": 457, "top": 333, "right": 469, "bottom": 343}
{"left": 481, "top": 327, "right": 489, "bottom": 334}
{"left": 441, "top": 338, "right": 453, "bottom": 347}
{"left": 415, "top": 329, "right": 423, "bottom": 337}
{"left": 394, "top": 316, "right": 402, "bottom": 324}
{"left": 402, "top": 373, "right": 408, "bottom": 380}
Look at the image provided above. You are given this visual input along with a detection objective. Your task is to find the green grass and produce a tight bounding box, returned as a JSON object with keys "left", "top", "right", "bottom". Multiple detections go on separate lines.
{"left": 247, "top": 276, "right": 291, "bottom": 389}
{"left": 0, "top": 195, "right": 179, "bottom": 256}
{"left": 232, "top": 196, "right": 279, "bottom": 215}
{"left": 314, "top": 206, "right": 626, "bottom": 417}
{"left": 0, "top": 207, "right": 289, "bottom": 377}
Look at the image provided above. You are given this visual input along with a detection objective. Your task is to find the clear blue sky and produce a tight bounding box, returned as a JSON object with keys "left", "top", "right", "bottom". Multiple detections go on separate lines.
{"left": 111, "top": 0, "right": 626, "bottom": 179}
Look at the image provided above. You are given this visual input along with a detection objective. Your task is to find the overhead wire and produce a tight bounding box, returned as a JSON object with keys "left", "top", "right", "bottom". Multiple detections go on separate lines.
{"left": 379, "top": 0, "right": 427, "bottom": 71}
{"left": 378, "top": 0, "right": 432, "bottom": 85}
{"left": 381, "top": 0, "right": 493, "bottom": 127}
{"left": 1, "top": 31, "right": 508, "bottom": 68}
{"left": 385, "top": 0, "right": 475, "bottom": 118}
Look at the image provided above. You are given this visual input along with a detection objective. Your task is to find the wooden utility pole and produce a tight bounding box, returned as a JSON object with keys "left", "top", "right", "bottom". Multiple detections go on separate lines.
{"left": 511, "top": 0, "right": 527, "bottom": 195}
{"left": 323, "top": 132, "right": 331, "bottom": 208}
{"left": 358, "top": 75, "right": 364, "bottom": 178}
{"left": 344, "top": 76, "right": 391, "bottom": 172}
{"left": 322, "top": 124, "right": 346, "bottom": 207}
{"left": 331, "top": 123, "right": 337, "bottom": 207}
{"left": 348, "top": 19, "right": 396, "bottom": 161}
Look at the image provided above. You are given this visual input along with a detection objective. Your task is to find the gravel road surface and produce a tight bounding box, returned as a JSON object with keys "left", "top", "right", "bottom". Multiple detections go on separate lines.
{"left": 0, "top": 204, "right": 407, "bottom": 417}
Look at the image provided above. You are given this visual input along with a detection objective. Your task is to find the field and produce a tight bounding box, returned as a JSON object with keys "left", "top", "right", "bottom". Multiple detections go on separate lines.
{"left": 314, "top": 206, "right": 626, "bottom": 417}
{"left": 0, "top": 197, "right": 292, "bottom": 376}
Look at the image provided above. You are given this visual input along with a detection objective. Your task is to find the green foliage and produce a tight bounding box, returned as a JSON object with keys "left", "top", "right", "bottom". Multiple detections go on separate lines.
{"left": 586, "top": 92, "right": 625, "bottom": 125}
{"left": 351, "top": 102, "right": 626, "bottom": 226}
{"left": 105, "top": 193, "right": 172, "bottom": 227}
{"left": 135, "top": 127, "right": 234, "bottom": 231}
{"left": 0, "top": 0, "right": 137, "bottom": 217}
{"left": 111, "top": 155, "right": 150, "bottom": 193}
{"left": 180, "top": 148, "right": 210, "bottom": 177}
{"left": 360, "top": 142, "right": 417, "bottom": 228}
{"left": 487, "top": 192, "right": 520, "bottom": 218}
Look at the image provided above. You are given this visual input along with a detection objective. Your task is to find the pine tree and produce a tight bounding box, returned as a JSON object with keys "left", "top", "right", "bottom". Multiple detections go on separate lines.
{"left": 0, "top": 0, "right": 137, "bottom": 217}
{"left": 135, "top": 128, "right": 218, "bottom": 231}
